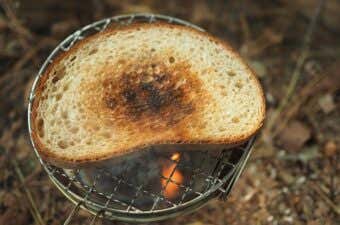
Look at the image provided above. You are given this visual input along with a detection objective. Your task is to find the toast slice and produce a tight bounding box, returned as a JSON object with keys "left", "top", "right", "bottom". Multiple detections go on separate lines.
{"left": 30, "top": 23, "right": 265, "bottom": 167}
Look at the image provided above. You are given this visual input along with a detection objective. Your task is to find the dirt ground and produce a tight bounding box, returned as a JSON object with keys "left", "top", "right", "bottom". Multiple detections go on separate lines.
{"left": 0, "top": 0, "right": 339, "bottom": 225}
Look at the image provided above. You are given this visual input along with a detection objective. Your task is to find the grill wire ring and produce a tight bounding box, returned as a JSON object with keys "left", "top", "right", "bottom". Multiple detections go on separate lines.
{"left": 27, "top": 13, "right": 255, "bottom": 224}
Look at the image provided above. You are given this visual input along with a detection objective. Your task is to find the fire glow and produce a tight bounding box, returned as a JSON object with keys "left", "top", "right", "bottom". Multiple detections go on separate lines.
{"left": 161, "top": 153, "right": 183, "bottom": 199}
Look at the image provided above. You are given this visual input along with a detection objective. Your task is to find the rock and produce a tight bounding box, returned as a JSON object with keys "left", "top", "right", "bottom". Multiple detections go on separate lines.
{"left": 277, "top": 120, "right": 311, "bottom": 151}
{"left": 318, "top": 94, "right": 336, "bottom": 114}
{"left": 324, "top": 141, "right": 337, "bottom": 157}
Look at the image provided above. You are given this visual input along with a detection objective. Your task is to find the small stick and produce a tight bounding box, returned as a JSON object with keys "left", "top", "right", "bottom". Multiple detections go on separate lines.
{"left": 266, "top": 0, "right": 325, "bottom": 132}
{"left": 24, "top": 164, "right": 42, "bottom": 184}
{"left": 11, "top": 158, "right": 45, "bottom": 225}
{"left": 0, "top": 38, "right": 55, "bottom": 90}
{"left": 310, "top": 182, "right": 340, "bottom": 215}
{"left": 239, "top": 13, "right": 250, "bottom": 43}
{"left": 0, "top": 0, "right": 33, "bottom": 40}
{"left": 271, "top": 73, "right": 323, "bottom": 137}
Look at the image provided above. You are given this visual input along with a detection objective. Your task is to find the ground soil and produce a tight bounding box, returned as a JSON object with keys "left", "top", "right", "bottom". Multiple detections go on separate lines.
{"left": 0, "top": 0, "right": 339, "bottom": 225}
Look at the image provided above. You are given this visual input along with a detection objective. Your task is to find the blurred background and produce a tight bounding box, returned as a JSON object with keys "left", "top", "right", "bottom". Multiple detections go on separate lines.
{"left": 0, "top": 0, "right": 339, "bottom": 225}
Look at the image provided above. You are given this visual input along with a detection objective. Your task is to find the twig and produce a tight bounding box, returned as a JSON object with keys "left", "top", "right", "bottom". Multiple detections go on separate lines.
{"left": 271, "top": 60, "right": 340, "bottom": 138}
{"left": 0, "top": 46, "right": 39, "bottom": 92}
{"left": 239, "top": 13, "right": 251, "bottom": 43}
{"left": 1, "top": 0, "right": 33, "bottom": 47}
{"left": 310, "top": 182, "right": 340, "bottom": 215}
{"left": 24, "top": 164, "right": 43, "bottom": 184}
{"left": 43, "top": 189, "right": 51, "bottom": 222}
{"left": 11, "top": 158, "right": 45, "bottom": 225}
{"left": 0, "top": 38, "right": 56, "bottom": 91}
{"left": 266, "top": 0, "right": 325, "bottom": 132}
{"left": 271, "top": 73, "right": 323, "bottom": 137}
{"left": 0, "top": 118, "right": 45, "bottom": 225}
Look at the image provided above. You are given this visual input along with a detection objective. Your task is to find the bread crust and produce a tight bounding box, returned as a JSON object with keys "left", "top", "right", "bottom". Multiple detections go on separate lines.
{"left": 30, "top": 22, "right": 266, "bottom": 167}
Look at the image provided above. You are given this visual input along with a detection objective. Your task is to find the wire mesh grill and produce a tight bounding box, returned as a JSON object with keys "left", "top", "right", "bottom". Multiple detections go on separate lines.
{"left": 27, "top": 13, "right": 255, "bottom": 223}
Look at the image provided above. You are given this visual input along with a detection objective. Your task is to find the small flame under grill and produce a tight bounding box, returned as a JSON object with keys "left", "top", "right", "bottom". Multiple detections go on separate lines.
{"left": 161, "top": 152, "right": 183, "bottom": 199}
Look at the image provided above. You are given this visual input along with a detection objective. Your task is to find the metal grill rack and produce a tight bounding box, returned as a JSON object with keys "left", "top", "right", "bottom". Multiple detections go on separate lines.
{"left": 27, "top": 13, "right": 255, "bottom": 224}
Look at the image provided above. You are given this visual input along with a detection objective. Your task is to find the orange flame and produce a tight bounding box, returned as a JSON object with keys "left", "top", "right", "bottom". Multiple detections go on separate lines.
{"left": 171, "top": 152, "right": 180, "bottom": 161}
{"left": 161, "top": 153, "right": 183, "bottom": 199}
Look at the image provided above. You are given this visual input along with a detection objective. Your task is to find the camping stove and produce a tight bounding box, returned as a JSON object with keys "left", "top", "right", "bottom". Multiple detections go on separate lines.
{"left": 28, "top": 13, "right": 255, "bottom": 224}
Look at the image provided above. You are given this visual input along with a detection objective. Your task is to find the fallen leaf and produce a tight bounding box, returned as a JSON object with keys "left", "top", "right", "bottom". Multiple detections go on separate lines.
{"left": 277, "top": 120, "right": 311, "bottom": 151}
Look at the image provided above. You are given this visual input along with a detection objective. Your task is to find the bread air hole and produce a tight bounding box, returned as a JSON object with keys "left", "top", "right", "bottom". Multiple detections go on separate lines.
{"left": 169, "top": 56, "right": 175, "bottom": 64}
{"left": 126, "top": 34, "right": 135, "bottom": 39}
{"left": 52, "top": 69, "right": 65, "bottom": 84}
{"left": 51, "top": 104, "right": 58, "bottom": 113}
{"left": 85, "top": 140, "right": 92, "bottom": 145}
{"left": 199, "top": 122, "right": 207, "bottom": 129}
{"left": 57, "top": 140, "right": 68, "bottom": 149}
{"left": 61, "top": 111, "right": 68, "bottom": 119}
{"left": 70, "top": 55, "right": 77, "bottom": 62}
{"left": 88, "top": 48, "right": 98, "bottom": 55}
{"left": 219, "top": 127, "right": 226, "bottom": 132}
{"left": 232, "top": 117, "right": 240, "bottom": 123}
{"left": 69, "top": 126, "right": 79, "bottom": 133}
{"left": 100, "top": 131, "right": 111, "bottom": 139}
{"left": 63, "top": 84, "right": 69, "bottom": 91}
{"left": 228, "top": 71, "right": 236, "bottom": 77}
{"left": 56, "top": 93, "right": 62, "bottom": 101}
{"left": 37, "top": 118, "right": 44, "bottom": 137}
{"left": 235, "top": 81, "right": 243, "bottom": 89}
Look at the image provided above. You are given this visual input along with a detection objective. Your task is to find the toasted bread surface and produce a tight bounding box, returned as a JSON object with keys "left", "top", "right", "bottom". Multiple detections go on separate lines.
{"left": 30, "top": 22, "right": 265, "bottom": 167}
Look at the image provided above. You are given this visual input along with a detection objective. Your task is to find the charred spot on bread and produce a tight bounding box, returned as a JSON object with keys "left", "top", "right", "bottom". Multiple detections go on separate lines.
{"left": 90, "top": 60, "right": 203, "bottom": 130}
